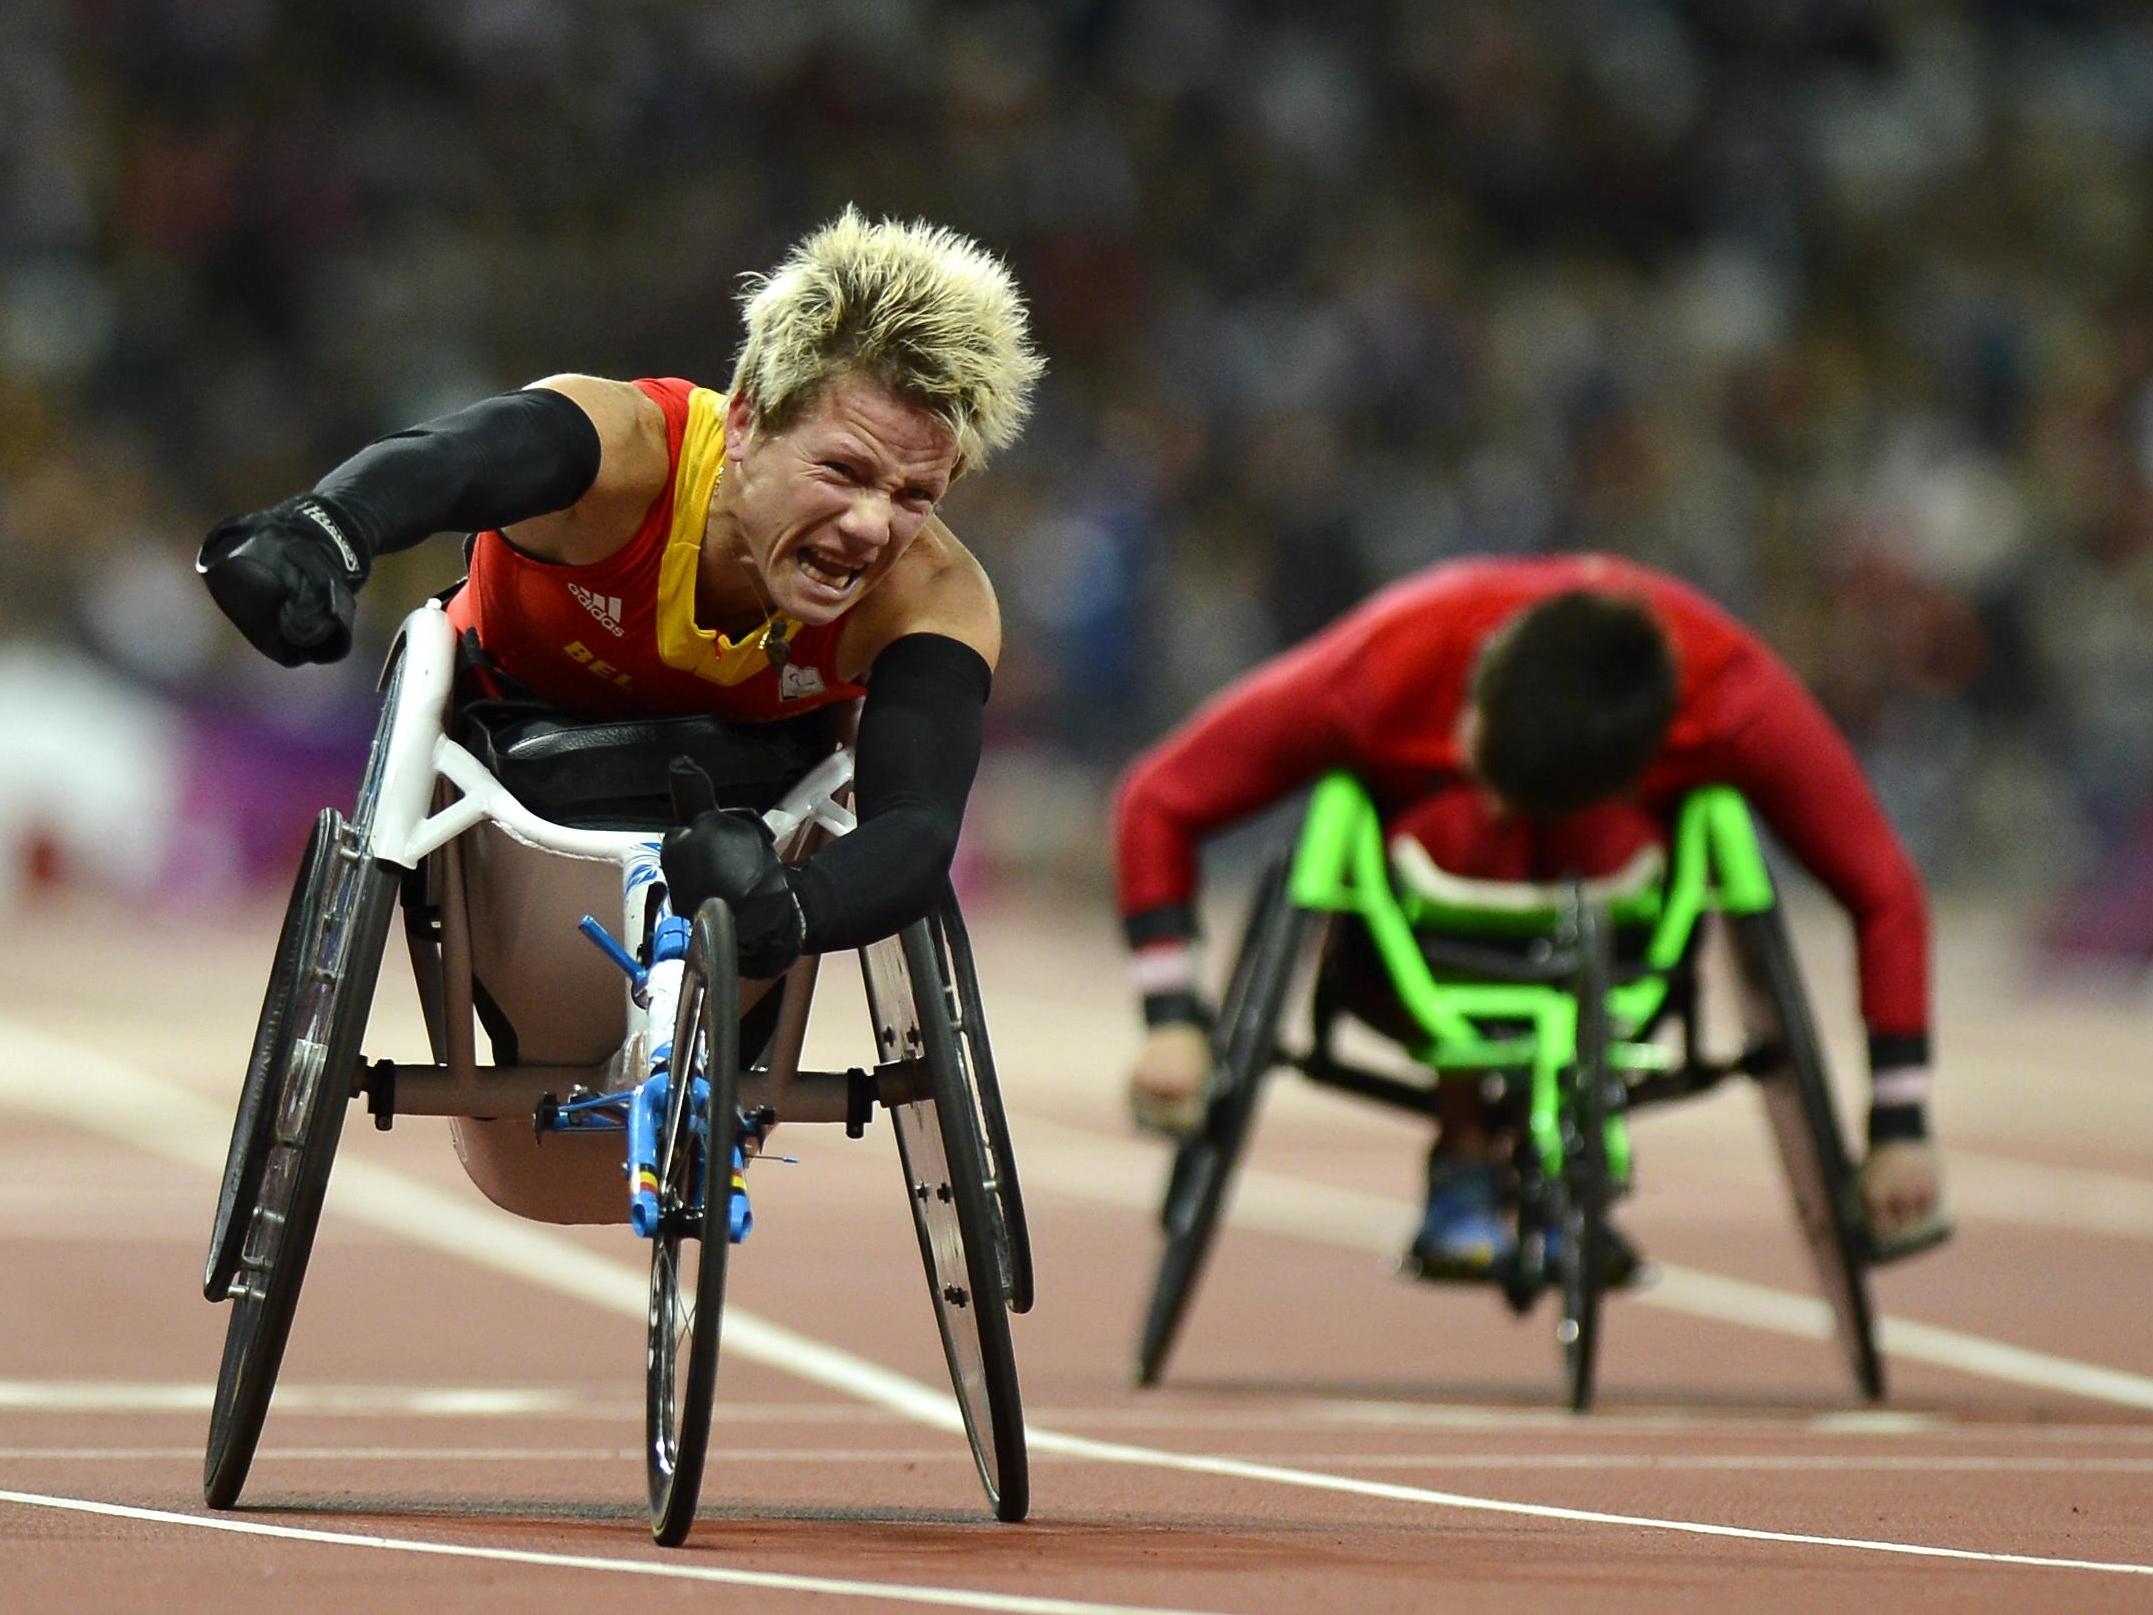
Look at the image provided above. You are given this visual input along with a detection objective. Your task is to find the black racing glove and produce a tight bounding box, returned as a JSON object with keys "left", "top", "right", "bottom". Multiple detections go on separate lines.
{"left": 662, "top": 804, "right": 808, "bottom": 979}
{"left": 196, "top": 494, "right": 370, "bottom": 666}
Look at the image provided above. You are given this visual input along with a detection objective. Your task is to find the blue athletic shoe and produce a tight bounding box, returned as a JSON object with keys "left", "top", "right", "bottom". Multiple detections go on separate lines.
{"left": 1403, "top": 1160, "right": 1515, "bottom": 1282}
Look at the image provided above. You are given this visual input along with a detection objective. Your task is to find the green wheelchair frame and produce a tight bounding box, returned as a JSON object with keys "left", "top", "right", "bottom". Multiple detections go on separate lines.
{"left": 1136, "top": 773, "right": 1888, "bottom": 1412}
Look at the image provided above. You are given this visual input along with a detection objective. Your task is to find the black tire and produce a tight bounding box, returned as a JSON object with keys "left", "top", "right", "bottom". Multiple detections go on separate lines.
{"left": 205, "top": 811, "right": 337, "bottom": 1302}
{"left": 648, "top": 899, "right": 742, "bottom": 1547}
{"left": 1556, "top": 892, "right": 1615, "bottom": 1414}
{"left": 204, "top": 811, "right": 397, "bottom": 1508}
{"left": 932, "top": 891, "right": 1035, "bottom": 1315}
{"left": 1730, "top": 906, "right": 1885, "bottom": 1401}
{"left": 1136, "top": 857, "right": 1312, "bottom": 1388}
{"left": 885, "top": 920, "right": 1029, "bottom": 1522}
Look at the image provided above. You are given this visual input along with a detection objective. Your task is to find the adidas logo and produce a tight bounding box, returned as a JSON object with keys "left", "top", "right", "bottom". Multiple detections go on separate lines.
{"left": 567, "top": 583, "right": 625, "bottom": 637}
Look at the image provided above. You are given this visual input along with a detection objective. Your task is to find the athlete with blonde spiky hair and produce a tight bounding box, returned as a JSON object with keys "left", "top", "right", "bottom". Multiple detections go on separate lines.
{"left": 198, "top": 209, "right": 1043, "bottom": 977}
{"left": 732, "top": 204, "right": 1042, "bottom": 475}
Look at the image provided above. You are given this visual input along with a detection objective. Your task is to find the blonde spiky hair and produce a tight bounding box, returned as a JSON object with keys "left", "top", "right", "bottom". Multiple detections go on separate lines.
{"left": 730, "top": 206, "right": 1044, "bottom": 476}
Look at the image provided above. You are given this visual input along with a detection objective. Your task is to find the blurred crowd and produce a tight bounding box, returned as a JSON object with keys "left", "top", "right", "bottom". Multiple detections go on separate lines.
{"left": 5, "top": 0, "right": 2153, "bottom": 944}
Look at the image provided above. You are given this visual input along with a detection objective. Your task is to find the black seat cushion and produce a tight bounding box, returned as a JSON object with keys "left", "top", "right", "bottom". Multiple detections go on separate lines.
{"left": 455, "top": 698, "right": 842, "bottom": 829}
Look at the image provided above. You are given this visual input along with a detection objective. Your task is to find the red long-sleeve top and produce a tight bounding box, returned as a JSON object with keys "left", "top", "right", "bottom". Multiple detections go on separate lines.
{"left": 1114, "top": 555, "right": 1930, "bottom": 1046}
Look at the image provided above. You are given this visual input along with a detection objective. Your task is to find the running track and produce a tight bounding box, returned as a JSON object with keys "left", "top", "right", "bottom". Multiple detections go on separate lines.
{"left": 3, "top": 889, "right": 2150, "bottom": 1613}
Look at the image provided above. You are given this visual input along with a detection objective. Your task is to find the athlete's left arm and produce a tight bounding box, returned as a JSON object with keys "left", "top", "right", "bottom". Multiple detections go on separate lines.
{"left": 787, "top": 524, "right": 999, "bottom": 952}
{"left": 1708, "top": 645, "right": 1935, "bottom": 1137}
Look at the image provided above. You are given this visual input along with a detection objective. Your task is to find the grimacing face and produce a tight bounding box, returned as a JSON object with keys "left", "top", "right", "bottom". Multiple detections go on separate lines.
{"left": 715, "top": 375, "right": 957, "bottom": 626}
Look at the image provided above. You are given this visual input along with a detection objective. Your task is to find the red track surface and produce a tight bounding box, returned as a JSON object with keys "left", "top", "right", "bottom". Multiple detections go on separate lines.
{"left": 4, "top": 890, "right": 2151, "bottom": 1613}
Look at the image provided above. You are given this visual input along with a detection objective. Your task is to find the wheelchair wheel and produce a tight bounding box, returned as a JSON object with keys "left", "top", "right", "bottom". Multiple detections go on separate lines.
{"left": 1555, "top": 894, "right": 1615, "bottom": 1414}
{"left": 204, "top": 808, "right": 397, "bottom": 1508}
{"left": 205, "top": 811, "right": 336, "bottom": 1302}
{"left": 1136, "top": 855, "right": 1312, "bottom": 1388}
{"left": 932, "top": 889, "right": 1035, "bottom": 1315}
{"left": 648, "top": 898, "right": 742, "bottom": 1547}
{"left": 1730, "top": 906, "right": 1884, "bottom": 1401}
{"left": 876, "top": 920, "right": 1028, "bottom": 1523}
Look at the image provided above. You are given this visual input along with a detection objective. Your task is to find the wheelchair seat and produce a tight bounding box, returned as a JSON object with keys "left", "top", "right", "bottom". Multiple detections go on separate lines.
{"left": 455, "top": 698, "right": 842, "bottom": 829}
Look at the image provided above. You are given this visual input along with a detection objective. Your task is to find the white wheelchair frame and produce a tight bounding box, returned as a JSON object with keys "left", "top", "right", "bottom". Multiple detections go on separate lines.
{"left": 203, "top": 597, "right": 1031, "bottom": 1534}
{"left": 357, "top": 600, "right": 887, "bottom": 1221}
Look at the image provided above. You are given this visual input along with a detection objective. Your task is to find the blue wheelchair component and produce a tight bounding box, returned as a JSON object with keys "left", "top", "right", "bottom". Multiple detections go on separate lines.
{"left": 578, "top": 915, "right": 648, "bottom": 992}
{"left": 628, "top": 1067, "right": 673, "bottom": 1238}
{"left": 541, "top": 1090, "right": 631, "bottom": 1133}
{"left": 574, "top": 908, "right": 744, "bottom": 1244}
{"left": 650, "top": 914, "right": 692, "bottom": 964}
{"left": 726, "top": 1147, "right": 754, "bottom": 1243}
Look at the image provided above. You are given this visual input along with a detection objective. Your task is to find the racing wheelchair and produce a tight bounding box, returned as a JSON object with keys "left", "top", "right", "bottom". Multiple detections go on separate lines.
{"left": 201, "top": 600, "right": 1033, "bottom": 1544}
{"left": 1137, "top": 772, "right": 1937, "bottom": 1413}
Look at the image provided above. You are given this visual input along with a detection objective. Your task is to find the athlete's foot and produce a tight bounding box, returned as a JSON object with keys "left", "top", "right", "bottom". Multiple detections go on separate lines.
{"left": 1400, "top": 1159, "right": 1514, "bottom": 1283}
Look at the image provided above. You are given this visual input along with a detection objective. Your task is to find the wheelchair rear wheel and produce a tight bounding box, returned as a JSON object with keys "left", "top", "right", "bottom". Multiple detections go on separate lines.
{"left": 648, "top": 899, "right": 742, "bottom": 1547}
{"left": 205, "top": 811, "right": 335, "bottom": 1302}
{"left": 1136, "top": 856, "right": 1313, "bottom": 1388}
{"left": 931, "top": 891, "right": 1034, "bottom": 1315}
{"left": 1555, "top": 895, "right": 1615, "bottom": 1413}
{"left": 867, "top": 921, "right": 1029, "bottom": 1522}
{"left": 204, "top": 809, "right": 397, "bottom": 1508}
{"left": 1730, "top": 906, "right": 1884, "bottom": 1401}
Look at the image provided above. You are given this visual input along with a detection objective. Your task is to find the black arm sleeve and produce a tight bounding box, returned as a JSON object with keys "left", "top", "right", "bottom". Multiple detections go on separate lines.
{"left": 313, "top": 387, "right": 603, "bottom": 564}
{"left": 787, "top": 633, "right": 992, "bottom": 953}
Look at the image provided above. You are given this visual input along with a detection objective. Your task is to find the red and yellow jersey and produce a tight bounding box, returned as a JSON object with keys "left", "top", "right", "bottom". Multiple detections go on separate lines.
{"left": 1114, "top": 554, "right": 1930, "bottom": 1039}
{"left": 446, "top": 377, "right": 867, "bottom": 720}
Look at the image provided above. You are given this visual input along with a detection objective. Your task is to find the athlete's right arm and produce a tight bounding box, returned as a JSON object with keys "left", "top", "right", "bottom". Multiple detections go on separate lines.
{"left": 196, "top": 375, "right": 661, "bottom": 666}
{"left": 1114, "top": 630, "right": 1364, "bottom": 1025}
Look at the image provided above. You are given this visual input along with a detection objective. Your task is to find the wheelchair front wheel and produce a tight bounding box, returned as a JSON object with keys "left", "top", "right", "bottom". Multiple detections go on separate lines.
{"left": 204, "top": 809, "right": 397, "bottom": 1508}
{"left": 1136, "top": 856, "right": 1312, "bottom": 1388}
{"left": 647, "top": 899, "right": 742, "bottom": 1547}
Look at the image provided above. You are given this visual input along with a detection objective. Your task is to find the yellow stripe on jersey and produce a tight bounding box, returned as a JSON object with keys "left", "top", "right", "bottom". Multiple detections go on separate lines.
{"left": 655, "top": 386, "right": 803, "bottom": 686}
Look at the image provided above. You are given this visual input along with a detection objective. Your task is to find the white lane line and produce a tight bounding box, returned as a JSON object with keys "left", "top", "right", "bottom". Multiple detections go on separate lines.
{"left": 0, "top": 1383, "right": 588, "bottom": 1416}
{"left": 1264, "top": 1453, "right": 2153, "bottom": 1475}
{"left": 6, "top": 1023, "right": 2151, "bottom": 1579}
{"left": 0, "top": 1491, "right": 1231, "bottom": 1615}
{"left": 22, "top": 1382, "right": 2153, "bottom": 1442}
{"left": 1010, "top": 1426, "right": 2153, "bottom": 1575}
{"left": 11, "top": 1447, "right": 2153, "bottom": 1476}
{"left": 1012, "top": 1115, "right": 2153, "bottom": 1412}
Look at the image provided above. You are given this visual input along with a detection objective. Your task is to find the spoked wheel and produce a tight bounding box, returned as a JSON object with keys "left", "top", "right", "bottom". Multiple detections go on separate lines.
{"left": 1555, "top": 892, "right": 1615, "bottom": 1414}
{"left": 930, "top": 889, "right": 1034, "bottom": 1315}
{"left": 204, "top": 808, "right": 397, "bottom": 1508}
{"left": 648, "top": 899, "right": 743, "bottom": 1547}
{"left": 1136, "top": 856, "right": 1314, "bottom": 1388}
{"left": 205, "top": 812, "right": 336, "bottom": 1303}
{"left": 1730, "top": 905, "right": 1885, "bottom": 1401}
{"left": 863, "top": 922, "right": 1029, "bottom": 1522}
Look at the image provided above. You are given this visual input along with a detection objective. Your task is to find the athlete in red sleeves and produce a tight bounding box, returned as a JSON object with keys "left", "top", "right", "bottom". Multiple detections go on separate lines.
{"left": 1115, "top": 554, "right": 1948, "bottom": 1277}
{"left": 197, "top": 208, "right": 1042, "bottom": 976}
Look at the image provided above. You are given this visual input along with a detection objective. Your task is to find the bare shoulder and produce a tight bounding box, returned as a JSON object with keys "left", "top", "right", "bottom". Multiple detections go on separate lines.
{"left": 507, "top": 375, "right": 672, "bottom": 565}
{"left": 838, "top": 516, "right": 1002, "bottom": 680}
